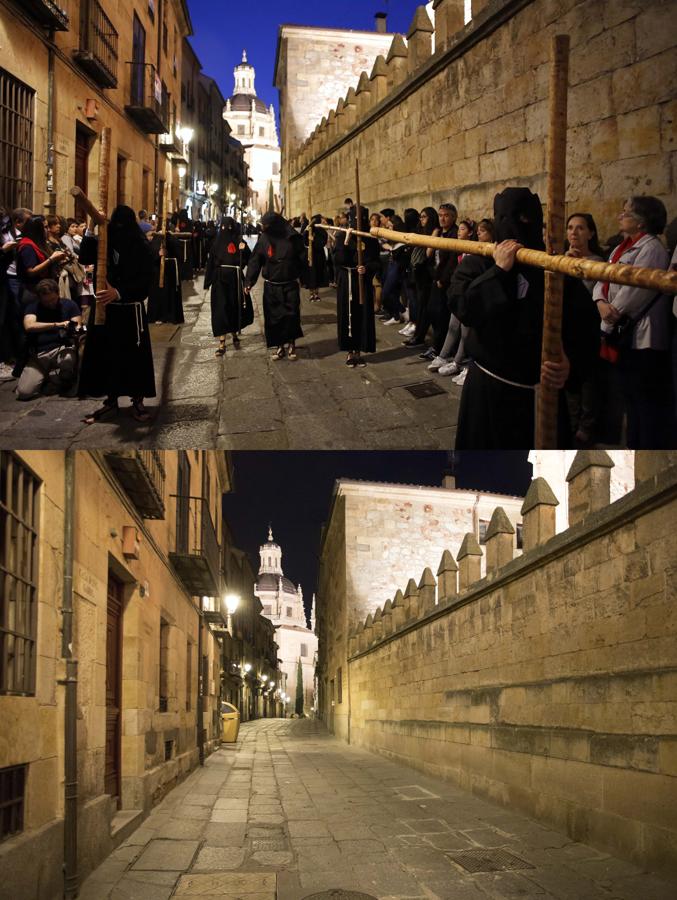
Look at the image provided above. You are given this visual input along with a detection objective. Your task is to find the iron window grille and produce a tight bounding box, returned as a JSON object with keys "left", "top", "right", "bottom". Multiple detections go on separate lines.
{"left": 0, "top": 453, "right": 40, "bottom": 696}
{"left": 0, "top": 764, "right": 26, "bottom": 842}
{"left": 0, "top": 69, "right": 35, "bottom": 211}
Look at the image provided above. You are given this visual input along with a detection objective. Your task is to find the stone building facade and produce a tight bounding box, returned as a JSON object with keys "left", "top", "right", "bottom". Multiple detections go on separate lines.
{"left": 0, "top": 450, "right": 279, "bottom": 900}
{"left": 343, "top": 452, "right": 677, "bottom": 877}
{"left": 0, "top": 0, "right": 192, "bottom": 217}
{"left": 273, "top": 20, "right": 395, "bottom": 210}
{"left": 223, "top": 51, "right": 281, "bottom": 216}
{"left": 254, "top": 529, "right": 317, "bottom": 715}
{"left": 316, "top": 479, "right": 524, "bottom": 743}
{"left": 282, "top": 0, "right": 677, "bottom": 235}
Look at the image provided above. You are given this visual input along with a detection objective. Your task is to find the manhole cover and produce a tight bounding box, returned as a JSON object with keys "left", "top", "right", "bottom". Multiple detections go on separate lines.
{"left": 448, "top": 848, "right": 535, "bottom": 873}
{"left": 402, "top": 380, "right": 447, "bottom": 399}
{"left": 252, "top": 838, "right": 288, "bottom": 852}
{"left": 303, "top": 892, "right": 377, "bottom": 900}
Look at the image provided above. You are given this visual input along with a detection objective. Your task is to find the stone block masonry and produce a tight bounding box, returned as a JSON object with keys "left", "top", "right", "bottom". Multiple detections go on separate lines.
{"left": 286, "top": 0, "right": 677, "bottom": 231}
{"left": 346, "top": 452, "right": 677, "bottom": 877}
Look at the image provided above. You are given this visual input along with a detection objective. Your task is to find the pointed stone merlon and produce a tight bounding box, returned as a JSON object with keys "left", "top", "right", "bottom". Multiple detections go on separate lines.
{"left": 343, "top": 87, "right": 358, "bottom": 130}
{"left": 457, "top": 533, "right": 482, "bottom": 592}
{"left": 348, "top": 627, "right": 359, "bottom": 657}
{"left": 484, "top": 507, "right": 515, "bottom": 574}
{"left": 382, "top": 598, "right": 394, "bottom": 636}
{"left": 433, "top": 0, "right": 465, "bottom": 51}
{"left": 418, "top": 567, "right": 436, "bottom": 615}
{"left": 371, "top": 607, "right": 384, "bottom": 643}
{"left": 520, "top": 477, "right": 558, "bottom": 552}
{"left": 391, "top": 589, "right": 406, "bottom": 631}
{"left": 404, "top": 577, "right": 419, "bottom": 621}
{"left": 369, "top": 55, "right": 388, "bottom": 104}
{"left": 386, "top": 34, "right": 409, "bottom": 90}
{"left": 437, "top": 549, "right": 458, "bottom": 604}
{"left": 566, "top": 451, "right": 614, "bottom": 527}
{"left": 327, "top": 108, "right": 337, "bottom": 143}
{"left": 634, "top": 451, "right": 677, "bottom": 484}
{"left": 317, "top": 116, "right": 328, "bottom": 151}
{"left": 407, "top": 5, "right": 434, "bottom": 73}
{"left": 355, "top": 71, "right": 372, "bottom": 118}
{"left": 361, "top": 613, "right": 374, "bottom": 652}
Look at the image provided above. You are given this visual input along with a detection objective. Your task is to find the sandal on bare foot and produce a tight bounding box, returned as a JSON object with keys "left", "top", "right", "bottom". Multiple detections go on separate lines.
{"left": 83, "top": 400, "right": 118, "bottom": 425}
{"left": 215, "top": 338, "right": 226, "bottom": 357}
{"left": 232, "top": 335, "right": 241, "bottom": 348}
{"left": 272, "top": 346, "right": 285, "bottom": 361}
{"left": 131, "top": 399, "right": 151, "bottom": 422}
{"left": 287, "top": 345, "right": 297, "bottom": 361}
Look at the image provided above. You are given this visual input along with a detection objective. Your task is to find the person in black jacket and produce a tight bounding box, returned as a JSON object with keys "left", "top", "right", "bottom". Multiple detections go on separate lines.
{"left": 245, "top": 213, "right": 307, "bottom": 360}
{"left": 334, "top": 204, "right": 380, "bottom": 367}
{"left": 204, "top": 217, "right": 252, "bottom": 355}
{"left": 451, "top": 187, "right": 576, "bottom": 448}
{"left": 78, "top": 205, "right": 156, "bottom": 423}
{"left": 304, "top": 214, "right": 329, "bottom": 302}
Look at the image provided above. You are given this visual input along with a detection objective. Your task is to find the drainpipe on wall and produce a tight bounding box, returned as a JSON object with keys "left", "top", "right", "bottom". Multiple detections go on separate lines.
{"left": 61, "top": 450, "right": 78, "bottom": 899}
{"left": 197, "top": 598, "right": 205, "bottom": 766}
{"left": 46, "top": 29, "right": 56, "bottom": 215}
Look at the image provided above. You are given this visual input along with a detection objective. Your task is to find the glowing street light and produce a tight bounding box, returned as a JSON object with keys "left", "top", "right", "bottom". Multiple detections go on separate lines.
{"left": 244, "top": 662, "right": 252, "bottom": 674}
{"left": 261, "top": 674, "right": 268, "bottom": 683}
{"left": 224, "top": 593, "right": 240, "bottom": 634}
{"left": 178, "top": 165, "right": 186, "bottom": 178}
{"left": 177, "top": 126, "right": 194, "bottom": 144}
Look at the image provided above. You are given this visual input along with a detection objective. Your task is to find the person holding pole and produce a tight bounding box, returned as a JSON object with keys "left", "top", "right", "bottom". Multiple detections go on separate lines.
{"left": 204, "top": 216, "right": 252, "bottom": 356}
{"left": 334, "top": 203, "right": 379, "bottom": 367}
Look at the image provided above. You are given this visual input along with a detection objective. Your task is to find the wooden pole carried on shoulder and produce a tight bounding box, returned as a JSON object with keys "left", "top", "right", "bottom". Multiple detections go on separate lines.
{"left": 537, "top": 34, "right": 570, "bottom": 449}
{"left": 355, "top": 159, "right": 365, "bottom": 307}
{"left": 159, "top": 182, "right": 169, "bottom": 288}
{"left": 94, "top": 127, "right": 111, "bottom": 325}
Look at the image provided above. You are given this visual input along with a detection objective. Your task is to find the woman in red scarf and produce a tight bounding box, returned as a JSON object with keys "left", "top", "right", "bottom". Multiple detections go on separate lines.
{"left": 15, "top": 216, "right": 67, "bottom": 303}
{"left": 593, "top": 196, "right": 674, "bottom": 448}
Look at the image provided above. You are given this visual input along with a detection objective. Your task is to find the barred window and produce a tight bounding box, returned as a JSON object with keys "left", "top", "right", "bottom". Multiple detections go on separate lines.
{"left": 0, "top": 453, "right": 40, "bottom": 696}
{"left": 0, "top": 69, "right": 35, "bottom": 210}
{"left": 0, "top": 764, "right": 26, "bottom": 842}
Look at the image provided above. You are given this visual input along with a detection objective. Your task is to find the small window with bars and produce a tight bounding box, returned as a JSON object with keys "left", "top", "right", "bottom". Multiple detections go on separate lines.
{"left": 0, "top": 452, "right": 40, "bottom": 696}
{"left": 0, "top": 69, "right": 35, "bottom": 211}
{"left": 0, "top": 764, "right": 26, "bottom": 842}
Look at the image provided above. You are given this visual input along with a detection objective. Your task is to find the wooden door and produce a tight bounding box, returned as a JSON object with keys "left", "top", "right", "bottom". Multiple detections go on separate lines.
{"left": 74, "top": 126, "right": 90, "bottom": 220}
{"left": 105, "top": 575, "right": 123, "bottom": 805}
{"left": 329, "top": 678, "right": 335, "bottom": 732}
{"left": 131, "top": 14, "right": 146, "bottom": 104}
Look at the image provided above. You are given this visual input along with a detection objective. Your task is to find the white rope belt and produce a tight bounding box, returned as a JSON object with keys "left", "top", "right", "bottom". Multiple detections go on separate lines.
{"left": 263, "top": 278, "right": 297, "bottom": 285}
{"left": 344, "top": 266, "right": 358, "bottom": 304}
{"left": 474, "top": 361, "right": 537, "bottom": 391}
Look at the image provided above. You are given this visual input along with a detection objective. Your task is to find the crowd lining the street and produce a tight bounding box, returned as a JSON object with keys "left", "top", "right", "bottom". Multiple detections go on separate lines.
{"left": 0, "top": 189, "right": 675, "bottom": 448}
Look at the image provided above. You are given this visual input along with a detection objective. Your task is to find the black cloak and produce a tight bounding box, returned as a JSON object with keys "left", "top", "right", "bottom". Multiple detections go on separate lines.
{"left": 245, "top": 214, "right": 307, "bottom": 348}
{"left": 78, "top": 205, "right": 156, "bottom": 399}
{"left": 334, "top": 228, "right": 379, "bottom": 353}
{"left": 303, "top": 215, "right": 329, "bottom": 290}
{"left": 204, "top": 217, "right": 253, "bottom": 336}
{"left": 147, "top": 232, "right": 184, "bottom": 324}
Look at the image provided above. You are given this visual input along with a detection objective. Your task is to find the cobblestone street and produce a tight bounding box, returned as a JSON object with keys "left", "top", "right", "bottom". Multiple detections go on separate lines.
{"left": 78, "top": 719, "right": 674, "bottom": 900}
{"left": 0, "top": 280, "right": 460, "bottom": 451}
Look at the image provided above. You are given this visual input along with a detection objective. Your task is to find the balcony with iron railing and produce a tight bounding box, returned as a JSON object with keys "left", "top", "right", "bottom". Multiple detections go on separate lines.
{"left": 125, "top": 62, "right": 169, "bottom": 134}
{"left": 105, "top": 450, "right": 166, "bottom": 519}
{"left": 169, "top": 496, "right": 220, "bottom": 597}
{"left": 74, "top": 0, "right": 118, "bottom": 89}
{"left": 21, "top": 0, "right": 69, "bottom": 30}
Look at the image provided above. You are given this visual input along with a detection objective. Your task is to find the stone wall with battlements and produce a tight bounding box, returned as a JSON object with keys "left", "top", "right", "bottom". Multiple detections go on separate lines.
{"left": 345, "top": 451, "right": 677, "bottom": 876}
{"left": 283, "top": 0, "right": 677, "bottom": 235}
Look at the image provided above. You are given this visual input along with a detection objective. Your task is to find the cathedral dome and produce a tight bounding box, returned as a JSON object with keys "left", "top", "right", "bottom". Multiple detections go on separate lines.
{"left": 228, "top": 93, "right": 269, "bottom": 114}
{"left": 256, "top": 572, "right": 297, "bottom": 594}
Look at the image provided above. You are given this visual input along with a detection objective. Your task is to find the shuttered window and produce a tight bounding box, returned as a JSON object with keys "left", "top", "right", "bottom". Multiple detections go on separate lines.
{"left": 0, "top": 69, "right": 34, "bottom": 210}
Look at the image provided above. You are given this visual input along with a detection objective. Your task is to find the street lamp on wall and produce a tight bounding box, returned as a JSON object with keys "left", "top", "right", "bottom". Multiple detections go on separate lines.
{"left": 224, "top": 593, "right": 240, "bottom": 635}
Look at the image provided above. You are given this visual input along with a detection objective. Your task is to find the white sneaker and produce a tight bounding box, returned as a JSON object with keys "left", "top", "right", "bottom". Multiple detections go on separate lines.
{"left": 0, "top": 362, "right": 15, "bottom": 380}
{"left": 383, "top": 317, "right": 400, "bottom": 325}
{"left": 452, "top": 368, "right": 468, "bottom": 385}
{"left": 404, "top": 322, "right": 416, "bottom": 335}
{"left": 427, "top": 355, "right": 447, "bottom": 371}
{"left": 438, "top": 361, "right": 461, "bottom": 377}
{"left": 398, "top": 324, "right": 410, "bottom": 335}
{"left": 402, "top": 309, "right": 410, "bottom": 323}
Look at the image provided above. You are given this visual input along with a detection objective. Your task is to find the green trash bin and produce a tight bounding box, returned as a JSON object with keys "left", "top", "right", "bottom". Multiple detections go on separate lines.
{"left": 221, "top": 702, "right": 240, "bottom": 743}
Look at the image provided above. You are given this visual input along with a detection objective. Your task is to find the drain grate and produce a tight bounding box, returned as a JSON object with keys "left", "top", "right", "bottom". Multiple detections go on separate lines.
{"left": 402, "top": 380, "right": 447, "bottom": 399}
{"left": 252, "top": 838, "right": 288, "bottom": 852}
{"left": 303, "top": 892, "right": 378, "bottom": 900}
{"left": 448, "top": 847, "right": 535, "bottom": 873}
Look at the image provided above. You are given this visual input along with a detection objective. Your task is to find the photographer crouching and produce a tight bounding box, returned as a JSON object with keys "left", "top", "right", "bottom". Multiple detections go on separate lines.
{"left": 16, "top": 278, "right": 83, "bottom": 401}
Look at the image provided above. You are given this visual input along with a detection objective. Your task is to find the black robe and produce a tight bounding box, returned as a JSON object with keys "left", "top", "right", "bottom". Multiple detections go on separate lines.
{"left": 334, "top": 232, "right": 379, "bottom": 353}
{"left": 303, "top": 227, "right": 329, "bottom": 290}
{"left": 77, "top": 233, "right": 156, "bottom": 399}
{"left": 245, "top": 224, "right": 307, "bottom": 348}
{"left": 451, "top": 256, "right": 595, "bottom": 448}
{"left": 204, "top": 236, "right": 253, "bottom": 336}
{"left": 174, "top": 229, "right": 194, "bottom": 280}
{"left": 147, "top": 234, "right": 184, "bottom": 324}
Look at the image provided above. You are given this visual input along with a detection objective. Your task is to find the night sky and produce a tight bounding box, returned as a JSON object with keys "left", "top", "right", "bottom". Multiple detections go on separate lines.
{"left": 187, "top": 0, "right": 427, "bottom": 116}
{"left": 222, "top": 452, "right": 532, "bottom": 615}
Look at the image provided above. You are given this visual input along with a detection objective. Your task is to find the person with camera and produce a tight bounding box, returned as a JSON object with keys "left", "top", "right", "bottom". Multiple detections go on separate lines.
{"left": 16, "top": 278, "right": 82, "bottom": 400}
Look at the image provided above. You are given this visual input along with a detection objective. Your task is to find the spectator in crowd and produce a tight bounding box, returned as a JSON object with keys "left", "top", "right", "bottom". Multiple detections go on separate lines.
{"left": 16, "top": 215, "right": 68, "bottom": 305}
{"left": 405, "top": 207, "right": 440, "bottom": 348}
{"left": 16, "top": 278, "right": 81, "bottom": 400}
{"left": 1, "top": 207, "right": 32, "bottom": 377}
{"left": 380, "top": 215, "right": 408, "bottom": 325}
{"left": 138, "top": 209, "right": 154, "bottom": 234}
{"left": 415, "top": 202, "right": 458, "bottom": 361}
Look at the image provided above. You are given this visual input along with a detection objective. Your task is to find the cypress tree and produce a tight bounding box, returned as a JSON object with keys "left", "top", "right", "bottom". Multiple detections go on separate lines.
{"left": 295, "top": 657, "right": 304, "bottom": 716}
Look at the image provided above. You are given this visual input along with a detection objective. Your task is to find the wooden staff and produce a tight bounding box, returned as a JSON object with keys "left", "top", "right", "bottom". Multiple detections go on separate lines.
{"left": 307, "top": 187, "right": 314, "bottom": 267}
{"left": 537, "top": 34, "right": 570, "bottom": 449}
{"left": 158, "top": 183, "right": 169, "bottom": 288}
{"left": 364, "top": 226, "right": 677, "bottom": 295}
{"left": 355, "top": 159, "right": 365, "bottom": 307}
{"left": 94, "top": 127, "right": 111, "bottom": 325}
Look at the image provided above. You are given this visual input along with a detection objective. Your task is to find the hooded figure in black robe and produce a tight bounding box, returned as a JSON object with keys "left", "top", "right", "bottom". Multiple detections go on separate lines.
{"left": 78, "top": 205, "right": 156, "bottom": 419}
{"left": 452, "top": 187, "right": 592, "bottom": 448}
{"left": 303, "top": 215, "right": 329, "bottom": 298}
{"left": 245, "top": 213, "right": 307, "bottom": 356}
{"left": 204, "top": 217, "right": 252, "bottom": 353}
{"left": 334, "top": 204, "right": 379, "bottom": 363}
{"left": 174, "top": 210, "right": 194, "bottom": 281}
{"left": 147, "top": 229, "right": 184, "bottom": 324}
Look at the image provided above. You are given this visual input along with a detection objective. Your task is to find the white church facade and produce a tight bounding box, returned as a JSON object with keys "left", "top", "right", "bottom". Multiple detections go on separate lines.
{"left": 223, "top": 51, "right": 281, "bottom": 217}
{"left": 254, "top": 528, "right": 317, "bottom": 715}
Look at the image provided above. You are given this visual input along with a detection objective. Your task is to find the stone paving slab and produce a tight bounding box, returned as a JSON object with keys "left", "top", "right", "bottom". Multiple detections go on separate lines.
{"left": 0, "top": 279, "right": 458, "bottom": 449}
{"left": 78, "top": 718, "right": 676, "bottom": 900}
